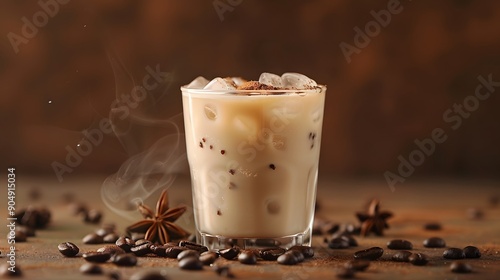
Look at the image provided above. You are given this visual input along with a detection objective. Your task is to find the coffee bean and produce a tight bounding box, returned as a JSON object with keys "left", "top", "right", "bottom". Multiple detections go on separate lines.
{"left": 328, "top": 237, "right": 350, "bottom": 249}
{"left": 58, "top": 242, "right": 79, "bottom": 257}
{"left": 103, "top": 233, "right": 120, "bottom": 243}
{"left": 135, "top": 239, "right": 152, "bottom": 246}
{"left": 12, "top": 230, "right": 27, "bottom": 242}
{"left": 150, "top": 245, "right": 169, "bottom": 257}
{"left": 199, "top": 251, "right": 218, "bottom": 265}
{"left": 83, "top": 251, "right": 111, "bottom": 263}
{"left": 179, "top": 256, "right": 203, "bottom": 270}
{"left": 97, "top": 245, "right": 126, "bottom": 257}
{"left": 277, "top": 251, "right": 299, "bottom": 265}
{"left": 116, "top": 236, "right": 134, "bottom": 252}
{"left": 178, "top": 240, "right": 208, "bottom": 253}
{"left": 467, "top": 207, "right": 484, "bottom": 220}
{"left": 108, "top": 271, "right": 122, "bottom": 280}
{"left": 112, "top": 253, "right": 137, "bottom": 266}
{"left": 409, "top": 253, "right": 428, "bottom": 266}
{"left": 84, "top": 209, "right": 103, "bottom": 224}
{"left": 463, "top": 246, "right": 481, "bottom": 258}
{"left": 424, "top": 223, "right": 442, "bottom": 231}
{"left": 391, "top": 250, "right": 412, "bottom": 262}
{"left": 443, "top": 248, "right": 465, "bottom": 259}
{"left": 17, "top": 225, "right": 36, "bottom": 237}
{"left": 79, "top": 263, "right": 103, "bottom": 275}
{"left": 95, "top": 224, "right": 116, "bottom": 237}
{"left": 83, "top": 233, "right": 103, "bottom": 244}
{"left": 213, "top": 265, "right": 234, "bottom": 278}
{"left": 131, "top": 243, "right": 152, "bottom": 256}
{"left": 130, "top": 232, "right": 145, "bottom": 241}
{"left": 0, "top": 263, "right": 22, "bottom": 277}
{"left": 450, "top": 261, "right": 472, "bottom": 273}
{"left": 259, "top": 247, "right": 286, "bottom": 260}
{"left": 344, "top": 260, "right": 370, "bottom": 271}
{"left": 238, "top": 250, "right": 257, "bottom": 264}
{"left": 336, "top": 268, "right": 355, "bottom": 279}
{"left": 288, "top": 245, "right": 314, "bottom": 258}
{"left": 423, "top": 237, "right": 446, "bottom": 248}
{"left": 219, "top": 246, "right": 240, "bottom": 260}
{"left": 129, "top": 270, "right": 168, "bottom": 280}
{"left": 177, "top": 250, "right": 200, "bottom": 261}
{"left": 354, "top": 247, "right": 384, "bottom": 260}
{"left": 387, "top": 239, "right": 413, "bottom": 250}
{"left": 165, "top": 246, "right": 188, "bottom": 258}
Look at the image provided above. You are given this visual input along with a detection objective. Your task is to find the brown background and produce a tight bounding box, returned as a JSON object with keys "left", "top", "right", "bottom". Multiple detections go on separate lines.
{"left": 1, "top": 0, "right": 499, "bottom": 183}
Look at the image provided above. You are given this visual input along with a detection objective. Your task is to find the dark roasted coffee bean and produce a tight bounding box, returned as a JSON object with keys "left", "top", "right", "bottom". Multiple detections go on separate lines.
{"left": 130, "top": 232, "right": 145, "bottom": 241}
{"left": 387, "top": 239, "right": 413, "bottom": 250}
{"left": 259, "top": 247, "right": 286, "bottom": 260}
{"left": 83, "top": 251, "right": 111, "bottom": 263}
{"left": 443, "top": 248, "right": 465, "bottom": 259}
{"left": 450, "top": 261, "right": 472, "bottom": 273}
{"left": 178, "top": 256, "right": 203, "bottom": 270}
{"left": 165, "top": 246, "right": 188, "bottom": 258}
{"left": 238, "top": 250, "right": 257, "bottom": 265}
{"left": 178, "top": 240, "right": 208, "bottom": 252}
{"left": 150, "top": 245, "right": 169, "bottom": 257}
{"left": 467, "top": 207, "right": 484, "bottom": 220}
{"left": 391, "top": 250, "right": 412, "bottom": 262}
{"left": 135, "top": 239, "right": 152, "bottom": 246}
{"left": 0, "top": 263, "right": 22, "bottom": 277}
{"left": 130, "top": 270, "right": 168, "bottom": 280}
{"left": 12, "top": 230, "right": 27, "bottom": 242}
{"left": 103, "top": 233, "right": 120, "bottom": 243}
{"left": 116, "top": 236, "right": 134, "bottom": 252}
{"left": 58, "top": 242, "right": 79, "bottom": 257}
{"left": 289, "top": 245, "right": 314, "bottom": 258}
{"left": 409, "top": 253, "right": 428, "bottom": 265}
{"left": 423, "top": 237, "right": 446, "bottom": 248}
{"left": 199, "top": 251, "right": 218, "bottom": 265}
{"left": 219, "top": 246, "right": 240, "bottom": 260}
{"left": 354, "top": 247, "right": 384, "bottom": 260}
{"left": 177, "top": 249, "right": 199, "bottom": 261}
{"left": 336, "top": 267, "right": 355, "bottom": 279}
{"left": 97, "top": 245, "right": 126, "bottom": 257}
{"left": 344, "top": 260, "right": 370, "bottom": 271}
{"left": 83, "top": 232, "right": 103, "bottom": 244}
{"left": 131, "top": 243, "right": 152, "bottom": 256}
{"left": 213, "top": 265, "right": 234, "bottom": 278}
{"left": 17, "top": 225, "right": 35, "bottom": 237}
{"left": 277, "top": 251, "right": 298, "bottom": 265}
{"left": 95, "top": 224, "right": 116, "bottom": 237}
{"left": 288, "top": 250, "right": 304, "bottom": 262}
{"left": 108, "top": 271, "right": 122, "bottom": 280}
{"left": 463, "top": 246, "right": 481, "bottom": 258}
{"left": 328, "top": 237, "right": 349, "bottom": 249}
{"left": 112, "top": 253, "right": 137, "bottom": 266}
{"left": 424, "top": 223, "right": 442, "bottom": 231}
{"left": 344, "top": 223, "right": 361, "bottom": 235}
{"left": 84, "top": 209, "right": 103, "bottom": 224}
{"left": 323, "top": 223, "right": 340, "bottom": 234}
{"left": 79, "top": 263, "right": 103, "bottom": 275}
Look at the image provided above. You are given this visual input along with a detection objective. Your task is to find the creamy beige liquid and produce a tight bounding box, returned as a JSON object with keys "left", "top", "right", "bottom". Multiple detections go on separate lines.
{"left": 182, "top": 88, "right": 325, "bottom": 238}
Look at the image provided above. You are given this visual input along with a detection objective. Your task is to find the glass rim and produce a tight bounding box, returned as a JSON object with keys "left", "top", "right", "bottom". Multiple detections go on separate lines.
{"left": 181, "top": 84, "right": 326, "bottom": 95}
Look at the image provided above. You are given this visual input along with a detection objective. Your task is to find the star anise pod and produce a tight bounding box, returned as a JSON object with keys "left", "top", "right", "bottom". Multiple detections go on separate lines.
{"left": 126, "top": 190, "right": 188, "bottom": 244}
{"left": 356, "top": 199, "right": 393, "bottom": 236}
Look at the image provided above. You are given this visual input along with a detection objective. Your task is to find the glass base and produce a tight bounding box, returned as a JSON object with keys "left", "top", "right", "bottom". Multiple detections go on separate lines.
{"left": 197, "top": 228, "right": 311, "bottom": 250}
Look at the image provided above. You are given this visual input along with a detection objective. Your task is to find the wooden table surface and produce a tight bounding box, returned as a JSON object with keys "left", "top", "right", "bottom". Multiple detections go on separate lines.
{"left": 1, "top": 175, "right": 499, "bottom": 280}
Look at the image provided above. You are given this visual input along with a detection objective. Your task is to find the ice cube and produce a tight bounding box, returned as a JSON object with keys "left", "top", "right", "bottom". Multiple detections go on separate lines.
{"left": 186, "top": 76, "right": 209, "bottom": 89}
{"left": 204, "top": 77, "right": 237, "bottom": 90}
{"left": 230, "top": 77, "right": 247, "bottom": 87}
{"left": 259, "top": 72, "right": 283, "bottom": 88}
{"left": 281, "top": 72, "right": 317, "bottom": 89}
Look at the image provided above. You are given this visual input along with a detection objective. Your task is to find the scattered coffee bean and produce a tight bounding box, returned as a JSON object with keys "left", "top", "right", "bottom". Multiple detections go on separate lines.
{"left": 391, "top": 250, "right": 413, "bottom": 262}
{"left": 17, "top": 225, "right": 35, "bottom": 237}
{"left": 112, "top": 253, "right": 137, "bottom": 266}
{"left": 219, "top": 246, "right": 240, "bottom": 260}
{"left": 16, "top": 206, "right": 51, "bottom": 229}
{"left": 150, "top": 245, "right": 169, "bottom": 257}
{"left": 83, "top": 251, "right": 111, "bottom": 263}
{"left": 328, "top": 237, "right": 350, "bottom": 249}
{"left": 79, "top": 263, "right": 103, "bottom": 275}
{"left": 199, "top": 251, "right": 218, "bottom": 265}
{"left": 463, "top": 246, "right": 481, "bottom": 258}
{"left": 12, "top": 230, "right": 27, "bottom": 242}
{"left": 443, "top": 248, "right": 465, "bottom": 259}
{"left": 165, "top": 246, "right": 188, "bottom": 258}
{"left": 450, "top": 261, "right": 472, "bottom": 273}
{"left": 289, "top": 245, "right": 314, "bottom": 258}
{"left": 130, "top": 232, "right": 145, "bottom": 241}
{"left": 409, "top": 253, "right": 428, "bottom": 266}
{"left": 82, "top": 232, "right": 103, "bottom": 244}
{"left": 84, "top": 209, "right": 103, "bottom": 224}
{"left": 131, "top": 243, "right": 152, "bottom": 256}
{"left": 177, "top": 250, "right": 200, "bottom": 261}
{"left": 0, "top": 263, "right": 22, "bottom": 277}
{"left": 58, "top": 242, "right": 79, "bottom": 257}
{"left": 336, "top": 267, "right": 355, "bottom": 279}
{"left": 178, "top": 240, "right": 208, "bottom": 253}
{"left": 467, "top": 207, "right": 484, "bottom": 220}
{"left": 344, "top": 260, "right": 370, "bottom": 271}
{"left": 97, "top": 245, "right": 126, "bottom": 257}
{"left": 213, "top": 265, "right": 234, "bottom": 278}
{"left": 259, "top": 247, "right": 286, "bottom": 260}
{"left": 178, "top": 256, "right": 203, "bottom": 270}
{"left": 116, "top": 236, "right": 134, "bottom": 252}
{"left": 354, "top": 247, "right": 384, "bottom": 260}
{"left": 238, "top": 250, "right": 257, "bottom": 264}
{"left": 423, "top": 237, "right": 446, "bottom": 248}
{"left": 277, "top": 251, "right": 299, "bottom": 265}
{"left": 135, "top": 239, "right": 152, "bottom": 246}
{"left": 387, "top": 239, "right": 413, "bottom": 250}
{"left": 107, "top": 271, "right": 122, "bottom": 280}
{"left": 129, "top": 270, "right": 168, "bottom": 280}
{"left": 489, "top": 195, "right": 499, "bottom": 207}
{"left": 424, "top": 222, "right": 442, "bottom": 231}
{"left": 103, "top": 233, "right": 120, "bottom": 243}
{"left": 95, "top": 224, "right": 116, "bottom": 236}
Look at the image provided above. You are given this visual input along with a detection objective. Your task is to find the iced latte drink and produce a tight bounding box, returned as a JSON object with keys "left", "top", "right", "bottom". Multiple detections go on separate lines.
{"left": 181, "top": 73, "right": 325, "bottom": 249}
